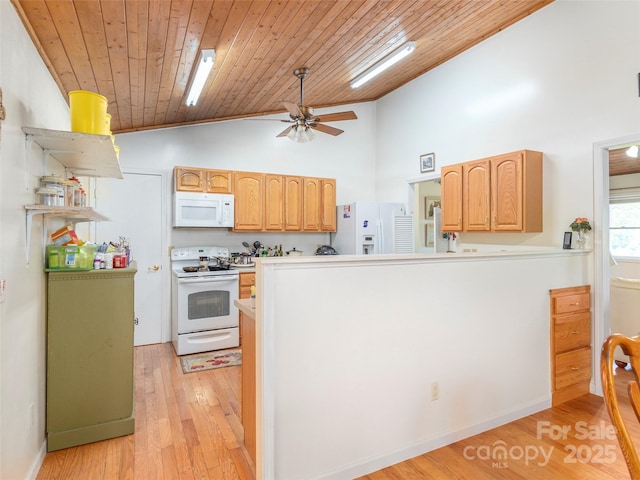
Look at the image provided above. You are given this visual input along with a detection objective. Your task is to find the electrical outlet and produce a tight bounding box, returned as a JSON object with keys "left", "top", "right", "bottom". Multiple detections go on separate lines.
{"left": 431, "top": 381, "right": 439, "bottom": 401}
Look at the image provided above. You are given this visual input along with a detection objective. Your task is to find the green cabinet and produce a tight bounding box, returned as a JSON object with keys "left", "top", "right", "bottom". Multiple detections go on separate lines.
{"left": 46, "top": 263, "right": 137, "bottom": 451}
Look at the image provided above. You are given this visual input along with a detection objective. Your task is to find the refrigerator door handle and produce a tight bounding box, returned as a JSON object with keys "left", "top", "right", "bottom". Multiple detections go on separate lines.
{"left": 377, "top": 219, "right": 383, "bottom": 254}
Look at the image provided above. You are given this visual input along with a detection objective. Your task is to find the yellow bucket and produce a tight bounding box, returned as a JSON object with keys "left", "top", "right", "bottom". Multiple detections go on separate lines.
{"left": 69, "top": 90, "right": 108, "bottom": 134}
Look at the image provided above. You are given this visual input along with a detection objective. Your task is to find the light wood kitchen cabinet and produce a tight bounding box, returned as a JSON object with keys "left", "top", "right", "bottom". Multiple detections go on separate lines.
{"left": 320, "top": 178, "right": 337, "bottom": 231}
{"left": 174, "top": 166, "right": 205, "bottom": 191}
{"left": 303, "top": 177, "right": 321, "bottom": 231}
{"left": 240, "top": 304, "right": 256, "bottom": 463}
{"left": 264, "top": 174, "right": 284, "bottom": 230}
{"left": 284, "top": 176, "right": 303, "bottom": 231}
{"left": 238, "top": 271, "right": 256, "bottom": 347}
{"left": 441, "top": 150, "right": 542, "bottom": 233}
{"left": 441, "top": 164, "right": 463, "bottom": 231}
{"left": 491, "top": 150, "right": 542, "bottom": 232}
{"left": 174, "top": 166, "right": 232, "bottom": 193}
{"left": 175, "top": 165, "right": 336, "bottom": 232}
{"left": 550, "top": 285, "right": 591, "bottom": 406}
{"left": 239, "top": 271, "right": 256, "bottom": 299}
{"left": 205, "top": 169, "right": 232, "bottom": 193}
{"left": 463, "top": 160, "right": 491, "bottom": 231}
{"left": 233, "top": 171, "right": 265, "bottom": 231}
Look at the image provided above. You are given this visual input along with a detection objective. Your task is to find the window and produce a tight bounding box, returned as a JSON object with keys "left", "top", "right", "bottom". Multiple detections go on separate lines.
{"left": 610, "top": 202, "right": 640, "bottom": 257}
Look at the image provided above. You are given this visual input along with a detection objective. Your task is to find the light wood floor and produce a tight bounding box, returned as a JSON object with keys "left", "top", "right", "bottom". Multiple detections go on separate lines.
{"left": 37, "top": 343, "right": 640, "bottom": 479}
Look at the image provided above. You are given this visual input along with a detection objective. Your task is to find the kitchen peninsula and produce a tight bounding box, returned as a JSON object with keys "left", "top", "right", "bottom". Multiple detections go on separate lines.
{"left": 245, "top": 249, "right": 591, "bottom": 479}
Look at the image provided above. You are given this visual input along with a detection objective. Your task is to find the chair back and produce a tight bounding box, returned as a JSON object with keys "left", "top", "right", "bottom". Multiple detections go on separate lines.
{"left": 601, "top": 334, "right": 640, "bottom": 480}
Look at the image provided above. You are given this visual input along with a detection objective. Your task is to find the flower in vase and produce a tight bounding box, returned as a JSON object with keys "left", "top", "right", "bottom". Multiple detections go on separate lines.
{"left": 570, "top": 217, "right": 592, "bottom": 232}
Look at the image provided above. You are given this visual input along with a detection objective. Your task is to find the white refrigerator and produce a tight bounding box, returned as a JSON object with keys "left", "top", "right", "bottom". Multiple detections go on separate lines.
{"left": 331, "top": 202, "right": 413, "bottom": 255}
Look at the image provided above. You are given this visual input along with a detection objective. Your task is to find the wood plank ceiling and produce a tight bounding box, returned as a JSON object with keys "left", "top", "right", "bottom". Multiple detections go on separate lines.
{"left": 11, "top": 0, "right": 554, "bottom": 134}
{"left": 610, "top": 146, "right": 640, "bottom": 177}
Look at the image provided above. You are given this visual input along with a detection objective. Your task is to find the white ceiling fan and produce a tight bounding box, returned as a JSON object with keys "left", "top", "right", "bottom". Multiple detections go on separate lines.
{"left": 274, "top": 68, "right": 357, "bottom": 143}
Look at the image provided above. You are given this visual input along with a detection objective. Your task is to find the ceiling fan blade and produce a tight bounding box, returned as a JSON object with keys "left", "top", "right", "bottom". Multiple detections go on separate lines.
{"left": 313, "top": 111, "right": 358, "bottom": 123}
{"left": 283, "top": 101, "right": 302, "bottom": 118}
{"left": 277, "top": 125, "right": 294, "bottom": 138}
{"left": 311, "top": 123, "right": 344, "bottom": 136}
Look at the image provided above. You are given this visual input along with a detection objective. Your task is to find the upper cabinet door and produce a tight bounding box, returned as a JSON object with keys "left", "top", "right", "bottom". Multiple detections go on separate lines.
{"left": 284, "top": 176, "right": 302, "bottom": 231}
{"left": 302, "top": 177, "right": 321, "bottom": 231}
{"left": 463, "top": 160, "right": 491, "bottom": 231}
{"left": 206, "top": 170, "right": 232, "bottom": 194}
{"left": 264, "top": 175, "right": 284, "bottom": 231}
{"left": 491, "top": 152, "right": 524, "bottom": 231}
{"left": 320, "top": 179, "right": 336, "bottom": 232}
{"left": 233, "top": 172, "right": 264, "bottom": 231}
{"left": 441, "top": 164, "right": 463, "bottom": 231}
{"left": 174, "top": 167, "right": 204, "bottom": 191}
{"left": 491, "top": 150, "right": 542, "bottom": 232}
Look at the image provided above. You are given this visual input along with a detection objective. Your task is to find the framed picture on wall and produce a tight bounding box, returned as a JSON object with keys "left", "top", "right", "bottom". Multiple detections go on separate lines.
{"left": 420, "top": 153, "right": 435, "bottom": 173}
{"left": 425, "top": 196, "right": 441, "bottom": 220}
{"left": 426, "top": 224, "right": 435, "bottom": 247}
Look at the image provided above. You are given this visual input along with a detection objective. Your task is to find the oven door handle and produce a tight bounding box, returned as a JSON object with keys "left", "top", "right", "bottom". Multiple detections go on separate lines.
{"left": 178, "top": 275, "right": 238, "bottom": 284}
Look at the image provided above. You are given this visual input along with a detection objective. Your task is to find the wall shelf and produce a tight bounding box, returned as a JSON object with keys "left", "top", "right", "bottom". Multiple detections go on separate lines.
{"left": 23, "top": 127, "right": 123, "bottom": 179}
{"left": 23, "top": 127, "right": 122, "bottom": 264}
{"left": 24, "top": 206, "right": 111, "bottom": 263}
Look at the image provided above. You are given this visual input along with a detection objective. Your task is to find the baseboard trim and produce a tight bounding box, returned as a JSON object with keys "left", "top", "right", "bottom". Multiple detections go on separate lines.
{"left": 25, "top": 440, "right": 47, "bottom": 480}
{"left": 313, "top": 396, "right": 551, "bottom": 480}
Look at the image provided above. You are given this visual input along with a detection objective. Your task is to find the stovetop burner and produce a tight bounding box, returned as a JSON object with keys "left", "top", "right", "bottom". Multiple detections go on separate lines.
{"left": 171, "top": 246, "right": 238, "bottom": 278}
{"left": 208, "top": 265, "right": 230, "bottom": 271}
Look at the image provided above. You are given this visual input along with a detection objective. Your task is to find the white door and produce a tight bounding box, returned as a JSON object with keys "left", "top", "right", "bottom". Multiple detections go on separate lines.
{"left": 94, "top": 171, "right": 166, "bottom": 346}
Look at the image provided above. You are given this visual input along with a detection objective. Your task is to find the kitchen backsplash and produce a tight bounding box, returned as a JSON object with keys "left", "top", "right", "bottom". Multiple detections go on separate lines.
{"left": 171, "top": 228, "right": 331, "bottom": 256}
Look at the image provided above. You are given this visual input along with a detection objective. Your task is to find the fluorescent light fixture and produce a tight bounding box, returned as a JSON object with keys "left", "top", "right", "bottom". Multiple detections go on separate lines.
{"left": 185, "top": 49, "right": 215, "bottom": 106}
{"left": 626, "top": 145, "right": 639, "bottom": 158}
{"left": 350, "top": 41, "right": 416, "bottom": 89}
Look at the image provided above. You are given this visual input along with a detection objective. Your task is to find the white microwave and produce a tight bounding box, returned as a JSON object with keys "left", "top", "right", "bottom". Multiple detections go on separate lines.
{"left": 173, "top": 191, "right": 234, "bottom": 228}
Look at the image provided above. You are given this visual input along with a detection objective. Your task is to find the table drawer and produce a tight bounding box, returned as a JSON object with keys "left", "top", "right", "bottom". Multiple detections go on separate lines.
{"left": 553, "top": 292, "right": 590, "bottom": 315}
{"left": 555, "top": 347, "right": 591, "bottom": 390}
{"left": 554, "top": 312, "right": 591, "bottom": 353}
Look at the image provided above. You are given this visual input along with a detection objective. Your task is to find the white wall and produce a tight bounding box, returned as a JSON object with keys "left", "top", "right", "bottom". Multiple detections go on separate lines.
{"left": 376, "top": 0, "right": 640, "bottom": 248}
{"left": 258, "top": 252, "right": 590, "bottom": 479}
{"left": 0, "top": 2, "right": 71, "bottom": 479}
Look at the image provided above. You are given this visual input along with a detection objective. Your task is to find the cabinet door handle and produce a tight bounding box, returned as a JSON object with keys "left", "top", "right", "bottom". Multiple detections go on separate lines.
{"left": 149, "top": 265, "right": 160, "bottom": 271}
{"left": 570, "top": 330, "right": 580, "bottom": 335}
{"left": 569, "top": 302, "right": 580, "bottom": 306}
{"left": 571, "top": 367, "right": 580, "bottom": 371}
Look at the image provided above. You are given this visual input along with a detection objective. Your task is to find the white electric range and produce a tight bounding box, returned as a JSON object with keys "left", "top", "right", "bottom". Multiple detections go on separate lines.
{"left": 170, "top": 246, "right": 239, "bottom": 355}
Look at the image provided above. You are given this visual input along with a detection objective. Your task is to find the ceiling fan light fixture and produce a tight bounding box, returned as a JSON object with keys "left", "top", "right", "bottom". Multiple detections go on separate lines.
{"left": 626, "top": 145, "right": 639, "bottom": 158}
{"left": 185, "top": 49, "right": 215, "bottom": 106}
{"left": 290, "top": 125, "right": 315, "bottom": 143}
{"left": 350, "top": 41, "right": 416, "bottom": 89}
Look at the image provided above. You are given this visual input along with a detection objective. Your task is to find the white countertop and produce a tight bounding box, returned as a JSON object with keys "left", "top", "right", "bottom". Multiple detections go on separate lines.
{"left": 234, "top": 298, "right": 255, "bottom": 319}
{"left": 249, "top": 247, "right": 590, "bottom": 267}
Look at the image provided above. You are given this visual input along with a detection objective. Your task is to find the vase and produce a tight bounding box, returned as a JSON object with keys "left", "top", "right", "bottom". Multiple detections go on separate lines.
{"left": 576, "top": 230, "right": 586, "bottom": 249}
{"left": 447, "top": 235, "right": 455, "bottom": 253}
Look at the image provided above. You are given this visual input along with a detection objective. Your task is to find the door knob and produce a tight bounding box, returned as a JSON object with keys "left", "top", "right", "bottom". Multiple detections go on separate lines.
{"left": 149, "top": 265, "right": 160, "bottom": 271}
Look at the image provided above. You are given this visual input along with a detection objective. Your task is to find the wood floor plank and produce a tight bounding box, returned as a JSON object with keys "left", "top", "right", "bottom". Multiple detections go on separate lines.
{"left": 36, "top": 345, "right": 640, "bottom": 480}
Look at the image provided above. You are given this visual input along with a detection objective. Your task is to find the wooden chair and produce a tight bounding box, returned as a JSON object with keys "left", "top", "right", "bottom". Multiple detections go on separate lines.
{"left": 601, "top": 334, "right": 640, "bottom": 479}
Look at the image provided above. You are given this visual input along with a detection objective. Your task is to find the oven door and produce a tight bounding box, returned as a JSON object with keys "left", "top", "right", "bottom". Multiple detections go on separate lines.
{"left": 176, "top": 275, "right": 239, "bottom": 334}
